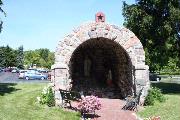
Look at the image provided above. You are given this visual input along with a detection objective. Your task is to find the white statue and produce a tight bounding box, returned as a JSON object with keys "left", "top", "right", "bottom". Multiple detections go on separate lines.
{"left": 84, "top": 56, "right": 91, "bottom": 77}
{"left": 108, "top": 70, "right": 112, "bottom": 80}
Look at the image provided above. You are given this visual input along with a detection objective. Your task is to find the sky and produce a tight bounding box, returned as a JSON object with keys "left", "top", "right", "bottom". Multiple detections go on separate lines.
{"left": 0, "top": 0, "right": 135, "bottom": 52}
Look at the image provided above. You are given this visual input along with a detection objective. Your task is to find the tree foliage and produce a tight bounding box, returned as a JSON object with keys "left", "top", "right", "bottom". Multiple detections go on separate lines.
{"left": 0, "top": 0, "right": 5, "bottom": 33}
{"left": 0, "top": 46, "right": 54, "bottom": 69}
{"left": 16, "top": 46, "right": 24, "bottom": 69}
{"left": 0, "top": 45, "right": 17, "bottom": 67}
{"left": 0, "top": 46, "right": 6, "bottom": 67}
{"left": 24, "top": 48, "right": 54, "bottom": 69}
{"left": 122, "top": 0, "right": 180, "bottom": 72}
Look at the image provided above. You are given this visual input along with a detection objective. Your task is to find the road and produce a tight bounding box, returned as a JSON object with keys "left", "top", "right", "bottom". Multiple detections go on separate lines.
{"left": 0, "top": 72, "right": 50, "bottom": 83}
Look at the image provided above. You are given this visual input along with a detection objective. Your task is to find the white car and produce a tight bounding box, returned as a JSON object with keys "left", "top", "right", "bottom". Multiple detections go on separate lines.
{"left": 12, "top": 69, "right": 18, "bottom": 73}
{"left": 18, "top": 70, "right": 27, "bottom": 79}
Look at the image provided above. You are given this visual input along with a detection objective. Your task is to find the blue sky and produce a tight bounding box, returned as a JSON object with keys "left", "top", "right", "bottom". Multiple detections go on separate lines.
{"left": 0, "top": 0, "right": 135, "bottom": 51}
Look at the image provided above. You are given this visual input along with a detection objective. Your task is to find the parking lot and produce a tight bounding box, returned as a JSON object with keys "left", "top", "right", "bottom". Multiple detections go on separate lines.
{"left": 0, "top": 72, "right": 50, "bottom": 83}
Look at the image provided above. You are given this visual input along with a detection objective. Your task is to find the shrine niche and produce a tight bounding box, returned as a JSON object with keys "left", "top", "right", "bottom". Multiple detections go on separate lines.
{"left": 51, "top": 12, "right": 150, "bottom": 104}
{"left": 69, "top": 38, "right": 133, "bottom": 99}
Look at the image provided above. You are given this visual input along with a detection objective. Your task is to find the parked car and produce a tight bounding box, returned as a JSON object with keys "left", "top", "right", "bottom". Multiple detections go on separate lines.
{"left": 4, "top": 68, "right": 12, "bottom": 72}
{"left": 18, "top": 70, "right": 27, "bottom": 79}
{"left": 24, "top": 71, "right": 48, "bottom": 80}
{"left": 11, "top": 69, "right": 17, "bottom": 73}
{"left": 28, "top": 68, "right": 37, "bottom": 71}
{"left": 38, "top": 69, "right": 49, "bottom": 73}
{"left": 149, "top": 73, "right": 161, "bottom": 81}
{"left": 11, "top": 69, "right": 19, "bottom": 73}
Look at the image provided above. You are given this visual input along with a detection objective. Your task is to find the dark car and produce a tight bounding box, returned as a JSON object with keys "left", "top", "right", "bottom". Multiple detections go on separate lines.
{"left": 149, "top": 73, "right": 161, "bottom": 81}
{"left": 4, "top": 68, "right": 12, "bottom": 72}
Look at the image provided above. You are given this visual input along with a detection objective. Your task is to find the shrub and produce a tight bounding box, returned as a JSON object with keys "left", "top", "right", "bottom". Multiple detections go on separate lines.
{"left": 144, "top": 91, "right": 155, "bottom": 106}
{"left": 37, "top": 85, "right": 55, "bottom": 107}
{"left": 144, "top": 87, "right": 165, "bottom": 106}
{"left": 78, "top": 95, "right": 101, "bottom": 113}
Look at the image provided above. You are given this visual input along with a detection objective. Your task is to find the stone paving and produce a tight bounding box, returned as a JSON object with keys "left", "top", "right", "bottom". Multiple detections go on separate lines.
{"left": 71, "top": 98, "right": 137, "bottom": 120}
{"left": 95, "top": 98, "right": 137, "bottom": 120}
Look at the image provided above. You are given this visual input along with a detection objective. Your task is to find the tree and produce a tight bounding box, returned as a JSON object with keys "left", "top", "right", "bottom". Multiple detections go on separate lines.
{"left": 38, "top": 48, "right": 49, "bottom": 62}
{"left": 24, "top": 49, "right": 54, "bottom": 69}
{"left": 2, "top": 45, "right": 17, "bottom": 67}
{"left": 0, "top": 46, "right": 6, "bottom": 67}
{"left": 122, "top": 0, "right": 180, "bottom": 72}
{"left": 0, "top": 46, "right": 18, "bottom": 67}
{"left": 16, "top": 46, "right": 24, "bottom": 69}
{"left": 24, "top": 50, "right": 40, "bottom": 68}
{"left": 46, "top": 52, "right": 55, "bottom": 69}
{"left": 0, "top": 45, "right": 54, "bottom": 69}
{"left": 0, "top": 0, "right": 6, "bottom": 33}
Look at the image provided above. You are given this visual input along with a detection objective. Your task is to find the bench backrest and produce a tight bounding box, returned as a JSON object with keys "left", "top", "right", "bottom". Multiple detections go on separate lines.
{"left": 135, "top": 87, "right": 144, "bottom": 104}
{"left": 59, "top": 89, "right": 82, "bottom": 101}
{"left": 59, "top": 89, "right": 71, "bottom": 100}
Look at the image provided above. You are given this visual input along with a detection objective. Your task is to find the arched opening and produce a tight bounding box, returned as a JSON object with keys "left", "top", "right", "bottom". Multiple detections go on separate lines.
{"left": 69, "top": 37, "right": 133, "bottom": 99}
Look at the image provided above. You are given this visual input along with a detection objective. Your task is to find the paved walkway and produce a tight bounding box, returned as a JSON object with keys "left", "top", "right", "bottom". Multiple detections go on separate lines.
{"left": 95, "top": 98, "right": 137, "bottom": 120}
{"left": 71, "top": 98, "right": 137, "bottom": 120}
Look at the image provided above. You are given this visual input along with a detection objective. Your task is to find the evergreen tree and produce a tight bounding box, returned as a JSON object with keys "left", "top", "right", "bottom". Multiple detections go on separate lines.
{"left": 16, "top": 46, "right": 24, "bottom": 69}
{"left": 0, "top": 46, "right": 6, "bottom": 67}
{"left": 3, "top": 45, "right": 17, "bottom": 67}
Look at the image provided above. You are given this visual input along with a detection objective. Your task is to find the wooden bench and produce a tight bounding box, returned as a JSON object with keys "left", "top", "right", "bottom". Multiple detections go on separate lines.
{"left": 59, "top": 89, "right": 82, "bottom": 108}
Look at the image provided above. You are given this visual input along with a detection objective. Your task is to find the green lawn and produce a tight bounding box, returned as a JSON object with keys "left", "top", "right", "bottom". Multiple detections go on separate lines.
{"left": 138, "top": 82, "right": 180, "bottom": 120}
{"left": 0, "top": 83, "right": 80, "bottom": 120}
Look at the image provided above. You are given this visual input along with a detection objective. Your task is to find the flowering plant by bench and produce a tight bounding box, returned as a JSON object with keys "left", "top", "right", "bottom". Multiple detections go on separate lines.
{"left": 78, "top": 95, "right": 101, "bottom": 114}
{"left": 37, "top": 85, "right": 55, "bottom": 107}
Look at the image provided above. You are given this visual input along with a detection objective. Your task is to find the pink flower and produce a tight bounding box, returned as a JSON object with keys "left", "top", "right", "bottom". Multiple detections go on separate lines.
{"left": 78, "top": 95, "right": 101, "bottom": 113}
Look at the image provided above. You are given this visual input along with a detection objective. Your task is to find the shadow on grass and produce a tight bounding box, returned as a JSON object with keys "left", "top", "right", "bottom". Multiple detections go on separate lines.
{"left": 65, "top": 106, "right": 101, "bottom": 119}
{"left": 0, "top": 83, "right": 21, "bottom": 96}
{"left": 76, "top": 112, "right": 100, "bottom": 120}
{"left": 151, "top": 82, "right": 180, "bottom": 94}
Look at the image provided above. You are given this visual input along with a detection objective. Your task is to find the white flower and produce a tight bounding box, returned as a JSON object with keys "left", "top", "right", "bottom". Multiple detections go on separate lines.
{"left": 42, "top": 86, "right": 48, "bottom": 94}
{"left": 37, "top": 96, "right": 41, "bottom": 103}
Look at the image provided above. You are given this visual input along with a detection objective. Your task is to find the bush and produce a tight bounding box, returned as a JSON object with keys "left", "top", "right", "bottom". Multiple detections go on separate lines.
{"left": 37, "top": 85, "right": 55, "bottom": 107}
{"left": 144, "top": 87, "right": 165, "bottom": 106}
{"left": 78, "top": 95, "right": 101, "bottom": 113}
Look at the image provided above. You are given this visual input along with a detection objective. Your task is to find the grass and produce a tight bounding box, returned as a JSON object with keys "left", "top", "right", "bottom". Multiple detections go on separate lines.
{"left": 138, "top": 82, "right": 180, "bottom": 120}
{"left": 0, "top": 83, "right": 80, "bottom": 120}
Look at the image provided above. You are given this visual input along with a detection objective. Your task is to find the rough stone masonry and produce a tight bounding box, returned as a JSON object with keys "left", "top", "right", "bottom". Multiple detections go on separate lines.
{"left": 51, "top": 12, "right": 150, "bottom": 105}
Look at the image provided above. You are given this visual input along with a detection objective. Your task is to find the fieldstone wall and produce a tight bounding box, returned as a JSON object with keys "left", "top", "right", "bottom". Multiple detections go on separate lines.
{"left": 51, "top": 21, "right": 150, "bottom": 105}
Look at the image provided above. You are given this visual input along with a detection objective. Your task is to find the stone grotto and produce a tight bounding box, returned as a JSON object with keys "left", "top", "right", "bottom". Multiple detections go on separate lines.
{"left": 51, "top": 12, "right": 150, "bottom": 104}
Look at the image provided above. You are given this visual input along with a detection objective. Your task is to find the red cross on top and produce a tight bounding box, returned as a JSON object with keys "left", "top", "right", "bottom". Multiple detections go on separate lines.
{"left": 95, "top": 12, "right": 105, "bottom": 22}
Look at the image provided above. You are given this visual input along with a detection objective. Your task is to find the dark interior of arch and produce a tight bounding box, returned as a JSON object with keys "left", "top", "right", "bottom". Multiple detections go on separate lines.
{"left": 69, "top": 37, "right": 133, "bottom": 99}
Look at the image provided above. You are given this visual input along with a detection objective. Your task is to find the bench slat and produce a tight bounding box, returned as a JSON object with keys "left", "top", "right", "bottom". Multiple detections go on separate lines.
{"left": 59, "top": 89, "right": 82, "bottom": 108}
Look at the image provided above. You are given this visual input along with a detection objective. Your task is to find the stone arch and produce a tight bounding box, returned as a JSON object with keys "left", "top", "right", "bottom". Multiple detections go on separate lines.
{"left": 69, "top": 37, "right": 133, "bottom": 98}
{"left": 52, "top": 22, "right": 149, "bottom": 101}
